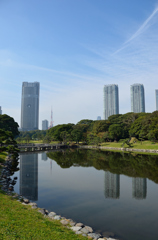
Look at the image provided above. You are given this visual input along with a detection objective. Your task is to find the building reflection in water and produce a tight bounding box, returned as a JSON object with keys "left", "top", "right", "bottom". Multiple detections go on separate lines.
{"left": 42, "top": 152, "right": 48, "bottom": 161}
{"left": 20, "top": 153, "right": 38, "bottom": 201}
{"left": 104, "top": 171, "right": 120, "bottom": 199}
{"left": 132, "top": 177, "right": 147, "bottom": 199}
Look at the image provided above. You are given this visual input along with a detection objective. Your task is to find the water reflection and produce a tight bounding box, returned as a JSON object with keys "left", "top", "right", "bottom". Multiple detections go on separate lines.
{"left": 132, "top": 177, "right": 147, "bottom": 199}
{"left": 42, "top": 152, "right": 48, "bottom": 161}
{"left": 12, "top": 149, "right": 158, "bottom": 240}
{"left": 104, "top": 171, "right": 120, "bottom": 199}
{"left": 20, "top": 153, "right": 38, "bottom": 200}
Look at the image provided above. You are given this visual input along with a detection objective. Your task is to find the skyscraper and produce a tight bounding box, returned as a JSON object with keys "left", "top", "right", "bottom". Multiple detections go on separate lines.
{"left": 155, "top": 90, "right": 158, "bottom": 111}
{"left": 21, "top": 82, "right": 40, "bottom": 131}
{"left": 0, "top": 106, "right": 2, "bottom": 115}
{"left": 42, "top": 120, "right": 49, "bottom": 130}
{"left": 103, "top": 84, "right": 119, "bottom": 120}
{"left": 130, "top": 84, "right": 145, "bottom": 113}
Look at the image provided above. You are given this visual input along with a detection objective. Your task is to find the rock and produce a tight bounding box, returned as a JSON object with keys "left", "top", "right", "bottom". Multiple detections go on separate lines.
{"left": 48, "top": 212, "right": 56, "bottom": 218}
{"left": 32, "top": 206, "right": 37, "bottom": 209}
{"left": 70, "top": 226, "right": 82, "bottom": 232}
{"left": 38, "top": 208, "right": 46, "bottom": 215}
{"left": 60, "top": 219, "right": 69, "bottom": 225}
{"left": 75, "top": 231, "right": 82, "bottom": 235}
{"left": 54, "top": 215, "right": 61, "bottom": 220}
{"left": 23, "top": 198, "right": 29, "bottom": 204}
{"left": 80, "top": 227, "right": 90, "bottom": 234}
{"left": 75, "top": 223, "right": 84, "bottom": 227}
{"left": 29, "top": 202, "right": 37, "bottom": 207}
{"left": 70, "top": 221, "right": 76, "bottom": 226}
{"left": 84, "top": 226, "right": 93, "bottom": 233}
{"left": 88, "top": 233, "right": 101, "bottom": 239}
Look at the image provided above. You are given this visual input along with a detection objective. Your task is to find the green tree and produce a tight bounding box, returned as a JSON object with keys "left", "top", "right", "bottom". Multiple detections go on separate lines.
{"left": 0, "top": 114, "right": 19, "bottom": 137}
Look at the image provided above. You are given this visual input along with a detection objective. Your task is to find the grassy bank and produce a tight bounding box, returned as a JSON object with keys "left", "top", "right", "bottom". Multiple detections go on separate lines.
{"left": 0, "top": 190, "right": 87, "bottom": 240}
{"left": 101, "top": 140, "right": 158, "bottom": 150}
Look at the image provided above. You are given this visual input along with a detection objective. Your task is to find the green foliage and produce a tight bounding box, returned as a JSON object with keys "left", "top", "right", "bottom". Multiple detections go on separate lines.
{"left": 0, "top": 114, "right": 19, "bottom": 137}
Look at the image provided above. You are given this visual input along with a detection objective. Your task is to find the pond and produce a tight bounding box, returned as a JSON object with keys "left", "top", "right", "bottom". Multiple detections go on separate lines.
{"left": 12, "top": 149, "right": 158, "bottom": 240}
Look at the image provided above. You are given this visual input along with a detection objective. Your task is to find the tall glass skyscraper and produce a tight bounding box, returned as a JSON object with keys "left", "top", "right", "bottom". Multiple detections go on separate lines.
{"left": 0, "top": 106, "right": 2, "bottom": 115}
{"left": 21, "top": 82, "right": 40, "bottom": 131}
{"left": 130, "top": 84, "right": 145, "bottom": 113}
{"left": 103, "top": 84, "right": 119, "bottom": 120}
{"left": 155, "top": 90, "right": 158, "bottom": 111}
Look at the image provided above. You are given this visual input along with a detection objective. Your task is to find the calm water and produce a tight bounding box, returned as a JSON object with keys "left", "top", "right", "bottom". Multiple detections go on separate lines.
{"left": 12, "top": 149, "right": 158, "bottom": 240}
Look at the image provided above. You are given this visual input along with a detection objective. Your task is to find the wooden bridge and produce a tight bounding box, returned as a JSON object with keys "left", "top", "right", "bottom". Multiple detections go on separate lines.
{"left": 18, "top": 143, "right": 70, "bottom": 153}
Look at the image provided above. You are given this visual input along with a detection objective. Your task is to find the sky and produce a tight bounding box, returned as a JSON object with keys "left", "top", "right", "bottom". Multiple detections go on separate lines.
{"left": 0, "top": 0, "right": 158, "bottom": 129}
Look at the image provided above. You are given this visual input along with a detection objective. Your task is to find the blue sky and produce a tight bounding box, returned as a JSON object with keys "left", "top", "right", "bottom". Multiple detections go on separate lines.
{"left": 0, "top": 0, "right": 158, "bottom": 128}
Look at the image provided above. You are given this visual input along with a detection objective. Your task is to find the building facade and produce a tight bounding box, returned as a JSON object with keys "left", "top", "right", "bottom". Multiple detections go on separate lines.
{"left": 42, "top": 119, "right": 49, "bottom": 130}
{"left": 155, "top": 90, "right": 158, "bottom": 111}
{"left": 21, "top": 82, "right": 40, "bottom": 131}
{"left": 0, "top": 106, "right": 2, "bottom": 115}
{"left": 130, "top": 84, "right": 145, "bottom": 113}
{"left": 103, "top": 84, "right": 119, "bottom": 120}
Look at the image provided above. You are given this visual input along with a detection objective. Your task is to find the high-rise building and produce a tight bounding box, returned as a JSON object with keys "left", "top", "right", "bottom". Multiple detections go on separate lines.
{"left": 155, "top": 90, "right": 158, "bottom": 111}
{"left": 97, "top": 116, "right": 101, "bottom": 120}
{"left": 42, "top": 120, "right": 49, "bottom": 130}
{"left": 0, "top": 106, "right": 2, "bottom": 115}
{"left": 104, "top": 171, "right": 120, "bottom": 199}
{"left": 132, "top": 177, "right": 147, "bottom": 200}
{"left": 21, "top": 82, "right": 40, "bottom": 131}
{"left": 130, "top": 84, "right": 145, "bottom": 113}
{"left": 103, "top": 84, "right": 119, "bottom": 120}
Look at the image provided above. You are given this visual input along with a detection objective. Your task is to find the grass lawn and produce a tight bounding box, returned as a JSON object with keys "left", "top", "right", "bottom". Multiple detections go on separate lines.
{"left": 101, "top": 140, "right": 158, "bottom": 150}
{"left": 0, "top": 191, "right": 87, "bottom": 240}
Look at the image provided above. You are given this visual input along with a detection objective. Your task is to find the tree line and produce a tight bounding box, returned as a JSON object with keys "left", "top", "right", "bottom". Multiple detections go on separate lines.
{"left": 46, "top": 111, "right": 158, "bottom": 144}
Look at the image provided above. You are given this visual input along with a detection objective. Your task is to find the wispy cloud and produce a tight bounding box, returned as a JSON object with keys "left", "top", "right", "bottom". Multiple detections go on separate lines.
{"left": 113, "top": 7, "right": 158, "bottom": 55}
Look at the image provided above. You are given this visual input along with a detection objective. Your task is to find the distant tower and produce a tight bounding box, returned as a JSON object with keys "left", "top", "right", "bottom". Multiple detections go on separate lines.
{"left": 42, "top": 120, "right": 49, "bottom": 130}
{"left": 0, "top": 106, "right": 2, "bottom": 115}
{"left": 130, "top": 84, "right": 145, "bottom": 113}
{"left": 97, "top": 116, "right": 101, "bottom": 120}
{"left": 49, "top": 107, "right": 53, "bottom": 129}
{"left": 155, "top": 90, "right": 158, "bottom": 111}
{"left": 21, "top": 82, "right": 40, "bottom": 131}
{"left": 103, "top": 84, "right": 119, "bottom": 120}
{"left": 20, "top": 153, "right": 38, "bottom": 200}
{"left": 104, "top": 171, "right": 120, "bottom": 199}
{"left": 132, "top": 177, "right": 147, "bottom": 199}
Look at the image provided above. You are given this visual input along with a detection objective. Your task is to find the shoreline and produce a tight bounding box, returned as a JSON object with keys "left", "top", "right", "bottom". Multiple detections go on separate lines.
{"left": 79, "top": 145, "right": 158, "bottom": 154}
